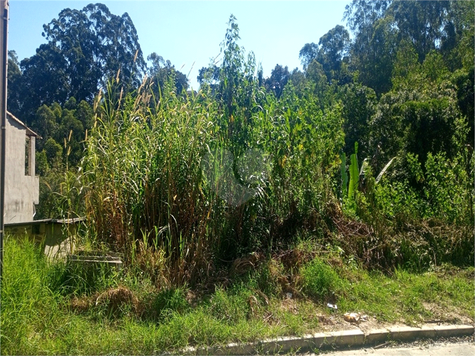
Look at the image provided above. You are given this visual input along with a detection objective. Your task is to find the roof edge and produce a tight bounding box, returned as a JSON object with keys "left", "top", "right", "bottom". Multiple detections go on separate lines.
{"left": 6, "top": 111, "right": 42, "bottom": 138}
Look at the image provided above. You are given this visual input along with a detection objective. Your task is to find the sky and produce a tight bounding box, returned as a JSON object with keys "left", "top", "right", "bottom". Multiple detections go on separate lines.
{"left": 8, "top": 0, "right": 351, "bottom": 90}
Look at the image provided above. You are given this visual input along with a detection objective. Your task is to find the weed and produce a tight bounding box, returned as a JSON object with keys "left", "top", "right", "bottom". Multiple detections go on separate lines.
{"left": 300, "top": 257, "right": 345, "bottom": 300}
{"left": 2, "top": 237, "right": 473, "bottom": 354}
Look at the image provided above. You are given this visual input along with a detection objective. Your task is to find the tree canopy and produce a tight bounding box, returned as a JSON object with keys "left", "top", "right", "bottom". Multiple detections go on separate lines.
{"left": 6, "top": 2, "right": 474, "bottom": 235}
{"left": 12, "top": 3, "right": 147, "bottom": 123}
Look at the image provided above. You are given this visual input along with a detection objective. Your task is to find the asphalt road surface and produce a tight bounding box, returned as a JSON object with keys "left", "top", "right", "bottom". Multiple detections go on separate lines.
{"left": 315, "top": 339, "right": 474, "bottom": 356}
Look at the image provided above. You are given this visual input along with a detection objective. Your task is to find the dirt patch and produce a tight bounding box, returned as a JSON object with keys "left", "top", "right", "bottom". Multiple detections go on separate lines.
{"left": 422, "top": 302, "right": 474, "bottom": 325}
{"left": 279, "top": 296, "right": 300, "bottom": 315}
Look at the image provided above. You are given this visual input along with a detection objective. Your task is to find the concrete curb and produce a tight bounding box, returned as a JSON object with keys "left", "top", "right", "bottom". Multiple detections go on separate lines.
{"left": 184, "top": 324, "right": 474, "bottom": 355}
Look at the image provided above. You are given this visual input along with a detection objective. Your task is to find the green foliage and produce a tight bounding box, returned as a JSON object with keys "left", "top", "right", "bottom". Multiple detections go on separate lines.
{"left": 4, "top": 4, "right": 474, "bottom": 302}
{"left": 15, "top": 3, "right": 145, "bottom": 124}
{"left": 301, "top": 257, "right": 344, "bottom": 299}
{"left": 299, "top": 25, "right": 351, "bottom": 84}
{"left": 339, "top": 82, "right": 377, "bottom": 157}
{"left": 374, "top": 177, "right": 422, "bottom": 220}
{"left": 348, "top": 142, "right": 359, "bottom": 203}
{"left": 339, "top": 142, "right": 360, "bottom": 214}
{"left": 340, "top": 152, "right": 348, "bottom": 199}
{"left": 43, "top": 137, "right": 63, "bottom": 165}
{"left": 150, "top": 288, "right": 190, "bottom": 321}
{"left": 370, "top": 146, "right": 473, "bottom": 222}
{"left": 75, "top": 12, "right": 472, "bottom": 286}
{"left": 33, "top": 98, "right": 94, "bottom": 167}
{"left": 79, "top": 17, "right": 347, "bottom": 285}
{"left": 3, "top": 7, "right": 475, "bottom": 353}
{"left": 299, "top": 42, "right": 319, "bottom": 69}
{"left": 369, "top": 53, "right": 466, "bottom": 176}
{"left": 7, "top": 50, "right": 23, "bottom": 115}
{"left": 0, "top": 237, "right": 65, "bottom": 354}
{"left": 147, "top": 52, "right": 189, "bottom": 97}
{"left": 389, "top": 1, "right": 453, "bottom": 62}
{"left": 422, "top": 151, "right": 473, "bottom": 224}
{"left": 209, "top": 286, "right": 252, "bottom": 324}
{"left": 53, "top": 260, "right": 121, "bottom": 296}
{"left": 1, "top": 236, "right": 473, "bottom": 354}
{"left": 28, "top": 97, "right": 94, "bottom": 219}
{"left": 344, "top": 0, "right": 396, "bottom": 94}
{"left": 264, "top": 64, "right": 290, "bottom": 98}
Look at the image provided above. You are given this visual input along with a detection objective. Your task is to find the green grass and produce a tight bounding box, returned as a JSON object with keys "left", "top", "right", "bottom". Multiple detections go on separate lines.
{"left": 1, "top": 236, "right": 473, "bottom": 355}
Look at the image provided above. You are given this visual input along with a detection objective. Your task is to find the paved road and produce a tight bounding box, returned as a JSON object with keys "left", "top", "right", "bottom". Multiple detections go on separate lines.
{"left": 316, "top": 342, "right": 474, "bottom": 356}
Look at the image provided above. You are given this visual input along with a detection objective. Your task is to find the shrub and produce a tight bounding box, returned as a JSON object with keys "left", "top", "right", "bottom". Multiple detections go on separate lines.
{"left": 300, "top": 257, "right": 344, "bottom": 299}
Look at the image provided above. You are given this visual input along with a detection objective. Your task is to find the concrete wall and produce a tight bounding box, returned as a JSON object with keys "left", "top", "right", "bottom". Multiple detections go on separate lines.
{"left": 5, "top": 218, "right": 85, "bottom": 259}
{"left": 4, "top": 114, "right": 39, "bottom": 223}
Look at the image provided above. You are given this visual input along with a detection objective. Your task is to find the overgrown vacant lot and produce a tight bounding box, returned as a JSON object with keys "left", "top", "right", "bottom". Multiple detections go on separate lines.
{"left": 3, "top": 1, "right": 474, "bottom": 354}
{"left": 1, "top": 236, "right": 473, "bottom": 355}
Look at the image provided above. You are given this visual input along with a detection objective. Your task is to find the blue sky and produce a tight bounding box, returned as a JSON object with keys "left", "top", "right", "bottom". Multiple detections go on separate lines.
{"left": 8, "top": 0, "right": 351, "bottom": 89}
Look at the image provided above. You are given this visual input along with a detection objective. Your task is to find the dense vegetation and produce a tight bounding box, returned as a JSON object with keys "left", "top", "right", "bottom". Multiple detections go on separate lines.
{"left": 2, "top": 236, "right": 473, "bottom": 354}
{"left": 7, "top": 0, "right": 473, "bottom": 276}
{"left": 2, "top": 1, "right": 474, "bottom": 353}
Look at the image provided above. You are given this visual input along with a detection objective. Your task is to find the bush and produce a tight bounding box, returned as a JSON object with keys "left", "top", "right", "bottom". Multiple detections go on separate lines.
{"left": 150, "top": 288, "right": 190, "bottom": 321}
{"left": 300, "top": 257, "right": 344, "bottom": 299}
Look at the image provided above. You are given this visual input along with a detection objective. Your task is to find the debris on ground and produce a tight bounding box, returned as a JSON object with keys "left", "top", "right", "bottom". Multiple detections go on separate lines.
{"left": 344, "top": 312, "right": 369, "bottom": 323}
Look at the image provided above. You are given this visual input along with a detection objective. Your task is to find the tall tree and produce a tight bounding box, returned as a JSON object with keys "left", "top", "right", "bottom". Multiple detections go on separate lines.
{"left": 7, "top": 50, "right": 23, "bottom": 117}
{"left": 344, "top": 0, "right": 397, "bottom": 95}
{"left": 264, "top": 64, "right": 290, "bottom": 98}
{"left": 17, "top": 3, "right": 146, "bottom": 123}
{"left": 20, "top": 43, "right": 70, "bottom": 123}
{"left": 316, "top": 25, "right": 351, "bottom": 82}
{"left": 344, "top": 0, "right": 392, "bottom": 35}
{"left": 299, "top": 42, "right": 319, "bottom": 69}
{"left": 389, "top": 0, "right": 452, "bottom": 62}
{"left": 147, "top": 52, "right": 189, "bottom": 96}
{"left": 344, "top": 0, "right": 473, "bottom": 95}
{"left": 197, "top": 64, "right": 220, "bottom": 88}
{"left": 338, "top": 83, "right": 377, "bottom": 158}
{"left": 442, "top": 0, "right": 474, "bottom": 71}
{"left": 369, "top": 45, "right": 464, "bottom": 173}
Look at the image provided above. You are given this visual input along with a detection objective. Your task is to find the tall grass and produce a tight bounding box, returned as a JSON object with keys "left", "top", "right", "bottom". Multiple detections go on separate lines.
{"left": 78, "top": 16, "right": 473, "bottom": 286}
{"left": 79, "top": 18, "right": 346, "bottom": 284}
{"left": 80, "top": 70, "right": 343, "bottom": 285}
{"left": 0, "top": 236, "right": 65, "bottom": 354}
{"left": 80, "top": 71, "right": 474, "bottom": 287}
{"left": 82, "top": 80, "right": 232, "bottom": 284}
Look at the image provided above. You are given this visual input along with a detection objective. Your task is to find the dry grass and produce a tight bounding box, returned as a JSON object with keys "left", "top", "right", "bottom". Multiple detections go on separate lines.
{"left": 70, "top": 286, "right": 140, "bottom": 317}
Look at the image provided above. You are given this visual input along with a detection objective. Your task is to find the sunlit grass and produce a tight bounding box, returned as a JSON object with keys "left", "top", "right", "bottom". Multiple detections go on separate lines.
{"left": 2, "top": 237, "right": 473, "bottom": 355}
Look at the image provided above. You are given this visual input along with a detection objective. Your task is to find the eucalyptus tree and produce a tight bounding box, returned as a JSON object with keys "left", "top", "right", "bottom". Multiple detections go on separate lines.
{"left": 338, "top": 83, "right": 377, "bottom": 158}
{"left": 264, "top": 64, "right": 290, "bottom": 98}
{"left": 344, "top": 0, "right": 396, "bottom": 95}
{"left": 299, "top": 25, "right": 351, "bottom": 85}
{"left": 147, "top": 52, "right": 189, "bottom": 97}
{"left": 43, "top": 3, "right": 146, "bottom": 95}
{"left": 7, "top": 51, "right": 23, "bottom": 117}
{"left": 197, "top": 65, "right": 220, "bottom": 86}
{"left": 344, "top": 0, "right": 474, "bottom": 95}
{"left": 299, "top": 42, "right": 319, "bottom": 70}
{"left": 17, "top": 3, "right": 146, "bottom": 123}
{"left": 388, "top": 0, "right": 452, "bottom": 62}
{"left": 19, "top": 43, "right": 70, "bottom": 123}
{"left": 369, "top": 43, "right": 465, "bottom": 174}
{"left": 316, "top": 25, "right": 351, "bottom": 83}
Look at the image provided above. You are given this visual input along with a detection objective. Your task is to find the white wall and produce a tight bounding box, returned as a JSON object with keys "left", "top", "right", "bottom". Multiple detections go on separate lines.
{"left": 4, "top": 116, "right": 39, "bottom": 223}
